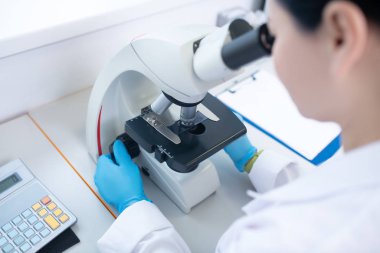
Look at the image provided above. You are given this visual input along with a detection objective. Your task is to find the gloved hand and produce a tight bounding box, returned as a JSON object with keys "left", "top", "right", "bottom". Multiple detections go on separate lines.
{"left": 94, "top": 140, "right": 150, "bottom": 213}
{"left": 224, "top": 135, "right": 257, "bottom": 173}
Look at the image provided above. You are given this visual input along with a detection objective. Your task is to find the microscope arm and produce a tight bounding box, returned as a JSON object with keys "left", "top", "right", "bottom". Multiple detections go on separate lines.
{"left": 86, "top": 20, "right": 274, "bottom": 213}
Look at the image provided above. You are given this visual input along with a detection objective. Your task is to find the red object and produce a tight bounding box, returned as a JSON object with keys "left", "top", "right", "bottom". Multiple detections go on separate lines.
{"left": 41, "top": 196, "right": 51, "bottom": 205}
{"left": 97, "top": 107, "right": 103, "bottom": 156}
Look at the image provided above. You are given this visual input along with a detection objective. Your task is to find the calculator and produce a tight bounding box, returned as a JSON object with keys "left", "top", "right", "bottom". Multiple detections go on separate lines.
{"left": 0, "top": 159, "right": 77, "bottom": 253}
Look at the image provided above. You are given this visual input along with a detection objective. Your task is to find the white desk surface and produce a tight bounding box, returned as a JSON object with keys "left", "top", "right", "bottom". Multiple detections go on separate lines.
{"left": 28, "top": 82, "right": 316, "bottom": 252}
{"left": 0, "top": 115, "right": 115, "bottom": 252}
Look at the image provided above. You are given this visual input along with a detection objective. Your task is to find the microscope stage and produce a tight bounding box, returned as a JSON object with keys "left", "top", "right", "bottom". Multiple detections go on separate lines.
{"left": 124, "top": 94, "right": 246, "bottom": 173}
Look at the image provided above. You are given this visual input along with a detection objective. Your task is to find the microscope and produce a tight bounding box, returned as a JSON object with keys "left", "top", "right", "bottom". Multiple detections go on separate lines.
{"left": 86, "top": 19, "right": 274, "bottom": 213}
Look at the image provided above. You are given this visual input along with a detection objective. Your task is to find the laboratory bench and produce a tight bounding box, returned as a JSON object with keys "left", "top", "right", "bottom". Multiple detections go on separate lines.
{"left": 0, "top": 115, "right": 115, "bottom": 252}
{"left": 1, "top": 82, "right": 315, "bottom": 252}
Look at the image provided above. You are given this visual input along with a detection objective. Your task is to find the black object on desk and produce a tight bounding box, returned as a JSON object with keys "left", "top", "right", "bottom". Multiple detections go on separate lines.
{"left": 38, "top": 228, "right": 80, "bottom": 253}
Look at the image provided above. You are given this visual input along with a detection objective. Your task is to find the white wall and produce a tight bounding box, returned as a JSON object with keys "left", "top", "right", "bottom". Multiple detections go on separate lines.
{"left": 0, "top": 0, "right": 253, "bottom": 123}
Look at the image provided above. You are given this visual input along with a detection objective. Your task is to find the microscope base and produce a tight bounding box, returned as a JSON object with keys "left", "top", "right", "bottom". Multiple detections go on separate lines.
{"left": 137, "top": 149, "right": 220, "bottom": 213}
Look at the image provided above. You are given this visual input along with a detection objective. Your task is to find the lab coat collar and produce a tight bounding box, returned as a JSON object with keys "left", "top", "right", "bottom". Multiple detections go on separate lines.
{"left": 246, "top": 140, "right": 380, "bottom": 207}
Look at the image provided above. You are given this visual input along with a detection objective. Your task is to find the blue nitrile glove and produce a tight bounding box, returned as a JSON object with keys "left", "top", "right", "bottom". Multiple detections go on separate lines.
{"left": 224, "top": 135, "right": 257, "bottom": 173}
{"left": 94, "top": 140, "right": 150, "bottom": 213}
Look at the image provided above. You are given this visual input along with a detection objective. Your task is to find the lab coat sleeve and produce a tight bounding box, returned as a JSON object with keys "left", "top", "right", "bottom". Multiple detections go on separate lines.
{"left": 97, "top": 200, "right": 191, "bottom": 253}
{"left": 248, "top": 149, "right": 301, "bottom": 193}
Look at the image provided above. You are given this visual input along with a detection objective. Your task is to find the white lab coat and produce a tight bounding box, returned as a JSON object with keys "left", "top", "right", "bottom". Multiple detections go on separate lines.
{"left": 98, "top": 141, "right": 380, "bottom": 253}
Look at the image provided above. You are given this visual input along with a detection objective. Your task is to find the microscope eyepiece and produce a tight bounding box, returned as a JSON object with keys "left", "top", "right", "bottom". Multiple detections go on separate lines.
{"left": 259, "top": 23, "right": 275, "bottom": 53}
{"left": 221, "top": 23, "right": 274, "bottom": 70}
{"left": 193, "top": 19, "right": 275, "bottom": 83}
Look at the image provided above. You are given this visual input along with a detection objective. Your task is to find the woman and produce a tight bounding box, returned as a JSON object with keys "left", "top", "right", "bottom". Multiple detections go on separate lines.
{"left": 95, "top": 0, "right": 380, "bottom": 251}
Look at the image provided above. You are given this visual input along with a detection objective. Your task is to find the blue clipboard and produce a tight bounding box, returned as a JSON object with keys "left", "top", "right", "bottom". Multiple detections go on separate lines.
{"left": 218, "top": 70, "right": 341, "bottom": 165}
{"left": 233, "top": 110, "right": 341, "bottom": 165}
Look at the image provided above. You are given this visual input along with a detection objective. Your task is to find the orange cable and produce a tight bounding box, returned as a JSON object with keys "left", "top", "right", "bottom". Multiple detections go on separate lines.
{"left": 28, "top": 115, "right": 117, "bottom": 219}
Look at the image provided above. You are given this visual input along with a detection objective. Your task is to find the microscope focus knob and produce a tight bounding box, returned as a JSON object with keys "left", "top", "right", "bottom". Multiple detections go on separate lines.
{"left": 109, "top": 133, "right": 141, "bottom": 161}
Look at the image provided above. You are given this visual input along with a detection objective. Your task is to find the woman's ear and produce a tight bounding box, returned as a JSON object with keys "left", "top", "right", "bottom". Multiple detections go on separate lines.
{"left": 322, "top": 1, "right": 368, "bottom": 79}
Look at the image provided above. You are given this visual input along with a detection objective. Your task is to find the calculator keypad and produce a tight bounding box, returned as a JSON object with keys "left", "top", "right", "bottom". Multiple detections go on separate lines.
{"left": 31, "top": 203, "right": 41, "bottom": 212}
{"left": 19, "top": 242, "right": 31, "bottom": 252}
{"left": 47, "top": 203, "right": 56, "bottom": 211}
{"left": 21, "top": 210, "right": 32, "bottom": 219}
{"left": 33, "top": 222, "right": 44, "bottom": 232}
{"left": 27, "top": 215, "right": 38, "bottom": 225}
{"left": 39, "top": 228, "right": 50, "bottom": 238}
{"left": 11, "top": 216, "right": 22, "bottom": 226}
{"left": 18, "top": 222, "right": 28, "bottom": 232}
{"left": 1, "top": 243, "right": 14, "bottom": 253}
{"left": 24, "top": 228, "right": 35, "bottom": 239}
{"left": 37, "top": 209, "right": 47, "bottom": 217}
{"left": 0, "top": 236, "right": 7, "bottom": 247}
{"left": 1, "top": 223, "right": 12, "bottom": 233}
{"left": 13, "top": 235, "right": 25, "bottom": 246}
{"left": 7, "top": 228, "right": 18, "bottom": 239}
{"left": 0, "top": 195, "right": 71, "bottom": 252}
{"left": 30, "top": 235, "right": 41, "bottom": 245}
{"left": 53, "top": 209, "right": 62, "bottom": 217}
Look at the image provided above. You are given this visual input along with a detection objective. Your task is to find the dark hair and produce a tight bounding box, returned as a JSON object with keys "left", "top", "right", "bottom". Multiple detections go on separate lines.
{"left": 277, "top": 0, "right": 380, "bottom": 31}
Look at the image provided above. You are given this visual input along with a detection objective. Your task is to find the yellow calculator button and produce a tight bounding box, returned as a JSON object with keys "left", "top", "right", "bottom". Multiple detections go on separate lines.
{"left": 47, "top": 202, "right": 57, "bottom": 211}
{"left": 32, "top": 203, "right": 42, "bottom": 211}
{"left": 53, "top": 208, "right": 62, "bottom": 217}
{"left": 59, "top": 214, "right": 69, "bottom": 223}
{"left": 38, "top": 208, "right": 48, "bottom": 217}
{"left": 44, "top": 215, "right": 60, "bottom": 230}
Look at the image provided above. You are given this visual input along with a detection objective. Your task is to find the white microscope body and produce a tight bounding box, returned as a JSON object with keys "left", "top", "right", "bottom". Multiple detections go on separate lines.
{"left": 86, "top": 20, "right": 273, "bottom": 213}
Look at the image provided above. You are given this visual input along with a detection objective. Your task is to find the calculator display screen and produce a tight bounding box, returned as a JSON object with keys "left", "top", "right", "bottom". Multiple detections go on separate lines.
{"left": 0, "top": 173, "right": 21, "bottom": 194}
